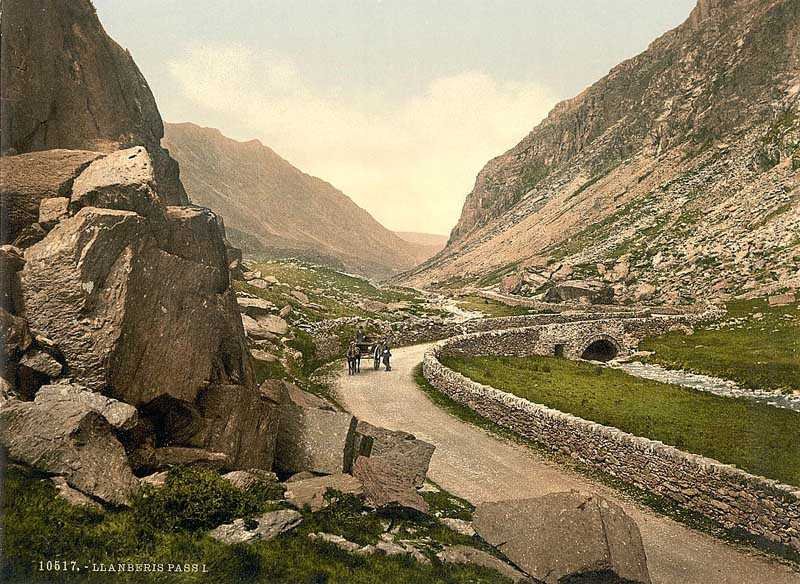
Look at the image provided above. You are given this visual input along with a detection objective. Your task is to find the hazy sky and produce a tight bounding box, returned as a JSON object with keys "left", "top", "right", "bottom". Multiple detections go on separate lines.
{"left": 94, "top": 0, "right": 696, "bottom": 234}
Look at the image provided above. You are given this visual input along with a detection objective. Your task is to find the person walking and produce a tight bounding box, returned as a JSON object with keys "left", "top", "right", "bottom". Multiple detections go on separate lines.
{"left": 381, "top": 341, "right": 392, "bottom": 372}
{"left": 373, "top": 341, "right": 382, "bottom": 370}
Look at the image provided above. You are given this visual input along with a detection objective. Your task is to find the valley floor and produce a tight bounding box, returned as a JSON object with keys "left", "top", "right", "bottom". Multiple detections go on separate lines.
{"left": 335, "top": 343, "right": 800, "bottom": 584}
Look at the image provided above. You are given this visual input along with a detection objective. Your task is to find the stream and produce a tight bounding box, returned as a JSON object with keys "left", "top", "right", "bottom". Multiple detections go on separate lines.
{"left": 611, "top": 360, "right": 800, "bottom": 412}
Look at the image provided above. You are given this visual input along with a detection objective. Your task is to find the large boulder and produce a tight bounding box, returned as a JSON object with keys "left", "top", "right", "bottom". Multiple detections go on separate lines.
{"left": 0, "top": 0, "right": 186, "bottom": 204}
{"left": 544, "top": 280, "right": 614, "bottom": 304}
{"left": 20, "top": 206, "right": 252, "bottom": 405}
{"left": 0, "top": 245, "right": 25, "bottom": 313}
{"left": 354, "top": 421, "right": 434, "bottom": 487}
{"left": 209, "top": 510, "right": 302, "bottom": 544}
{"left": 35, "top": 384, "right": 138, "bottom": 431}
{"left": 283, "top": 473, "right": 364, "bottom": 512}
{"left": 473, "top": 492, "right": 651, "bottom": 584}
{"left": 274, "top": 387, "right": 359, "bottom": 475}
{"left": 129, "top": 446, "right": 230, "bottom": 473}
{"left": 0, "top": 150, "right": 102, "bottom": 243}
{"left": 351, "top": 456, "right": 429, "bottom": 514}
{"left": 437, "top": 545, "right": 530, "bottom": 583}
{"left": 70, "top": 147, "right": 162, "bottom": 217}
{"left": 0, "top": 394, "right": 138, "bottom": 505}
{"left": 188, "top": 384, "right": 280, "bottom": 470}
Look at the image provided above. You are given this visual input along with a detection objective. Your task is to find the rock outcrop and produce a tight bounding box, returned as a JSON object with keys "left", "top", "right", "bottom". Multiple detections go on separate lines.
{"left": 473, "top": 492, "right": 651, "bottom": 584}
{"left": 403, "top": 0, "right": 799, "bottom": 304}
{"left": 0, "top": 0, "right": 187, "bottom": 204}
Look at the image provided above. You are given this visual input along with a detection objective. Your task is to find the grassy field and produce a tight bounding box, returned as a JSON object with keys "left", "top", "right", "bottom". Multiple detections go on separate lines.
{"left": 640, "top": 298, "right": 800, "bottom": 392}
{"left": 441, "top": 354, "right": 800, "bottom": 486}
{"left": 455, "top": 295, "right": 536, "bottom": 318}
{"left": 2, "top": 466, "right": 512, "bottom": 584}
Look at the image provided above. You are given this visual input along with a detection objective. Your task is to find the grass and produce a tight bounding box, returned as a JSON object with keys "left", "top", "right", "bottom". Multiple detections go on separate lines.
{"left": 2, "top": 466, "right": 513, "bottom": 584}
{"left": 455, "top": 295, "right": 534, "bottom": 318}
{"left": 440, "top": 354, "right": 800, "bottom": 486}
{"left": 640, "top": 298, "right": 800, "bottom": 392}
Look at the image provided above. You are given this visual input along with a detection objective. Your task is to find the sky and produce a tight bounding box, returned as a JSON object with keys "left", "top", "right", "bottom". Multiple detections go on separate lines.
{"left": 93, "top": 0, "right": 696, "bottom": 234}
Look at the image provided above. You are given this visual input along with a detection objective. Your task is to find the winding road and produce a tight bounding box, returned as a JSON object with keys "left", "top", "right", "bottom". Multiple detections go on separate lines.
{"left": 335, "top": 343, "right": 800, "bottom": 584}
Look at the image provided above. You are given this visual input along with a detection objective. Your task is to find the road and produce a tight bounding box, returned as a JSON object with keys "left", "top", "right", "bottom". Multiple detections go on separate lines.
{"left": 334, "top": 343, "right": 800, "bottom": 584}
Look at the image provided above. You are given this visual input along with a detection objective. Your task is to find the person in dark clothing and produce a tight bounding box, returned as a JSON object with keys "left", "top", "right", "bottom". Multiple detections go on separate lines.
{"left": 381, "top": 342, "right": 392, "bottom": 372}
{"left": 355, "top": 326, "right": 366, "bottom": 344}
{"left": 373, "top": 341, "right": 382, "bottom": 370}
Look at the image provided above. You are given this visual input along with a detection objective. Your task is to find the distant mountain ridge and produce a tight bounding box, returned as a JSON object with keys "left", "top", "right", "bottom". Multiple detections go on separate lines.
{"left": 163, "top": 122, "right": 434, "bottom": 279}
{"left": 402, "top": 0, "right": 799, "bottom": 304}
{"left": 393, "top": 232, "right": 448, "bottom": 264}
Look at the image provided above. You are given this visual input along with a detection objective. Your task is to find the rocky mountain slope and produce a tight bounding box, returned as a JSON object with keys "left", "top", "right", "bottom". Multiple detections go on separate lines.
{"left": 402, "top": 0, "right": 800, "bottom": 305}
{"left": 0, "top": 0, "right": 187, "bottom": 204}
{"left": 163, "top": 122, "right": 434, "bottom": 279}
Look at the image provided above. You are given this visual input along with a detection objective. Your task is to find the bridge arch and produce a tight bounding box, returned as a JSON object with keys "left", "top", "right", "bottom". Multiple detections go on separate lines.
{"left": 578, "top": 334, "right": 622, "bottom": 362}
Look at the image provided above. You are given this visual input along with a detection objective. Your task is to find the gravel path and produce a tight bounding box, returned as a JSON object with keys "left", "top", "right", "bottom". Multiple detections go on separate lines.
{"left": 335, "top": 343, "right": 800, "bottom": 584}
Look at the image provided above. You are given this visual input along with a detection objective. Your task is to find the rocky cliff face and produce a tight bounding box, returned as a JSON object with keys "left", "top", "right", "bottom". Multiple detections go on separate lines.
{"left": 0, "top": 0, "right": 187, "bottom": 205}
{"left": 163, "top": 122, "right": 435, "bottom": 279}
{"left": 404, "top": 0, "right": 799, "bottom": 304}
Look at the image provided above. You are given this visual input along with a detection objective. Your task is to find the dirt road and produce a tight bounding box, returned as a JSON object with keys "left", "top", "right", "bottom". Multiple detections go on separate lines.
{"left": 335, "top": 343, "right": 800, "bottom": 584}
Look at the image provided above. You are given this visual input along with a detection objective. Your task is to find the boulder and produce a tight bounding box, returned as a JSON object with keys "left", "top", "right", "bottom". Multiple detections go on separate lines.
{"left": 279, "top": 305, "right": 292, "bottom": 318}
{"left": 285, "top": 471, "right": 317, "bottom": 483}
{"left": 308, "top": 532, "right": 362, "bottom": 553}
{"left": 500, "top": 272, "right": 524, "bottom": 294}
{"left": 351, "top": 456, "right": 429, "bottom": 514}
{"left": 35, "top": 384, "right": 138, "bottom": 431}
{"left": 209, "top": 510, "right": 302, "bottom": 544}
{"left": 0, "top": 245, "right": 25, "bottom": 312}
{"left": 242, "top": 314, "right": 289, "bottom": 339}
{"left": 129, "top": 446, "right": 230, "bottom": 473}
{"left": 354, "top": 421, "right": 434, "bottom": 487}
{"left": 51, "top": 476, "right": 103, "bottom": 510}
{"left": 633, "top": 283, "right": 657, "bottom": 302}
{"left": 139, "top": 471, "right": 168, "bottom": 488}
{"left": 283, "top": 473, "right": 364, "bottom": 512}
{"left": 19, "top": 349, "right": 63, "bottom": 378}
{"left": 275, "top": 398, "right": 358, "bottom": 475}
{"left": 251, "top": 349, "right": 278, "bottom": 363}
{"left": 1, "top": 307, "right": 32, "bottom": 357}
{"left": 249, "top": 279, "right": 269, "bottom": 289}
{"left": 11, "top": 223, "right": 48, "bottom": 248}
{"left": 222, "top": 469, "right": 280, "bottom": 492}
{"left": 0, "top": 150, "right": 102, "bottom": 243}
{"left": 769, "top": 292, "right": 795, "bottom": 307}
{"left": 0, "top": 0, "right": 187, "bottom": 204}
{"left": 473, "top": 492, "right": 651, "bottom": 584}
{"left": 188, "top": 384, "right": 280, "bottom": 470}
{"left": 437, "top": 545, "right": 529, "bottom": 583}
{"left": 237, "top": 297, "right": 275, "bottom": 318}
{"left": 242, "top": 271, "right": 263, "bottom": 281}
{"left": 156, "top": 205, "right": 230, "bottom": 291}
{"left": 70, "top": 147, "right": 161, "bottom": 216}
{"left": 544, "top": 280, "right": 613, "bottom": 304}
{"left": 21, "top": 207, "right": 252, "bottom": 405}
{"left": 0, "top": 396, "right": 137, "bottom": 505}
{"left": 441, "top": 518, "right": 476, "bottom": 537}
{"left": 291, "top": 290, "right": 309, "bottom": 304}
{"left": 38, "top": 197, "right": 70, "bottom": 228}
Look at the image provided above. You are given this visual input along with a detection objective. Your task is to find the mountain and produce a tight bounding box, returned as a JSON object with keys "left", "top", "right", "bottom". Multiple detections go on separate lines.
{"left": 393, "top": 232, "right": 448, "bottom": 264}
{"left": 163, "top": 122, "right": 435, "bottom": 279}
{"left": 402, "top": 0, "right": 799, "bottom": 304}
{"left": 0, "top": 0, "right": 186, "bottom": 204}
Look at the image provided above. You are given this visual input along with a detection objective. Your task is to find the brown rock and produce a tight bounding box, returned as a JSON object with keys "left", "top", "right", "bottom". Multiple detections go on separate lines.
{"left": 188, "top": 384, "right": 280, "bottom": 470}
{"left": 38, "top": 197, "right": 70, "bottom": 228}
{"left": 0, "top": 396, "right": 137, "bottom": 505}
{"left": 0, "top": 150, "right": 102, "bottom": 243}
{"left": 51, "top": 476, "right": 103, "bottom": 510}
{"left": 283, "top": 473, "right": 363, "bottom": 512}
{"left": 285, "top": 471, "right": 316, "bottom": 483}
{"left": 139, "top": 471, "right": 169, "bottom": 488}
{"left": 222, "top": 469, "right": 280, "bottom": 491}
{"left": 129, "top": 446, "right": 230, "bottom": 473}
{"left": 21, "top": 207, "right": 252, "bottom": 405}
{"left": 19, "top": 349, "right": 63, "bottom": 378}
{"left": 1, "top": 307, "right": 32, "bottom": 358}
{"left": 209, "top": 510, "right": 302, "bottom": 544}
{"left": 437, "top": 545, "right": 530, "bottom": 583}
{"left": 275, "top": 402, "right": 357, "bottom": 475}
{"left": 473, "top": 492, "right": 651, "bottom": 584}
{"left": 0, "top": 0, "right": 186, "bottom": 204}
{"left": 70, "top": 147, "right": 161, "bottom": 216}
{"left": 769, "top": 292, "right": 795, "bottom": 307}
{"left": 237, "top": 296, "right": 275, "bottom": 318}
{"left": 35, "top": 384, "right": 138, "bottom": 431}
{"left": 354, "top": 421, "right": 434, "bottom": 487}
{"left": 0, "top": 244, "right": 25, "bottom": 313}
{"left": 351, "top": 456, "right": 429, "bottom": 514}
{"left": 11, "top": 223, "right": 48, "bottom": 249}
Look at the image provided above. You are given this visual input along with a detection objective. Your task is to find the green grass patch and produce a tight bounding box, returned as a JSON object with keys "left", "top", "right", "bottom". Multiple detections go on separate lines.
{"left": 3, "top": 467, "right": 513, "bottom": 584}
{"left": 640, "top": 298, "right": 800, "bottom": 392}
{"left": 455, "top": 295, "right": 534, "bottom": 317}
{"left": 441, "top": 354, "right": 800, "bottom": 486}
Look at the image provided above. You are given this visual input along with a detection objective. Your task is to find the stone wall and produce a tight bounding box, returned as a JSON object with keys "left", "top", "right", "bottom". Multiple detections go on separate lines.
{"left": 422, "top": 319, "right": 800, "bottom": 552}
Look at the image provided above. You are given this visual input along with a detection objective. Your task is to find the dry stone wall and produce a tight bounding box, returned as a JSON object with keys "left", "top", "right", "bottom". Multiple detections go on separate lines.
{"left": 422, "top": 318, "right": 800, "bottom": 552}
